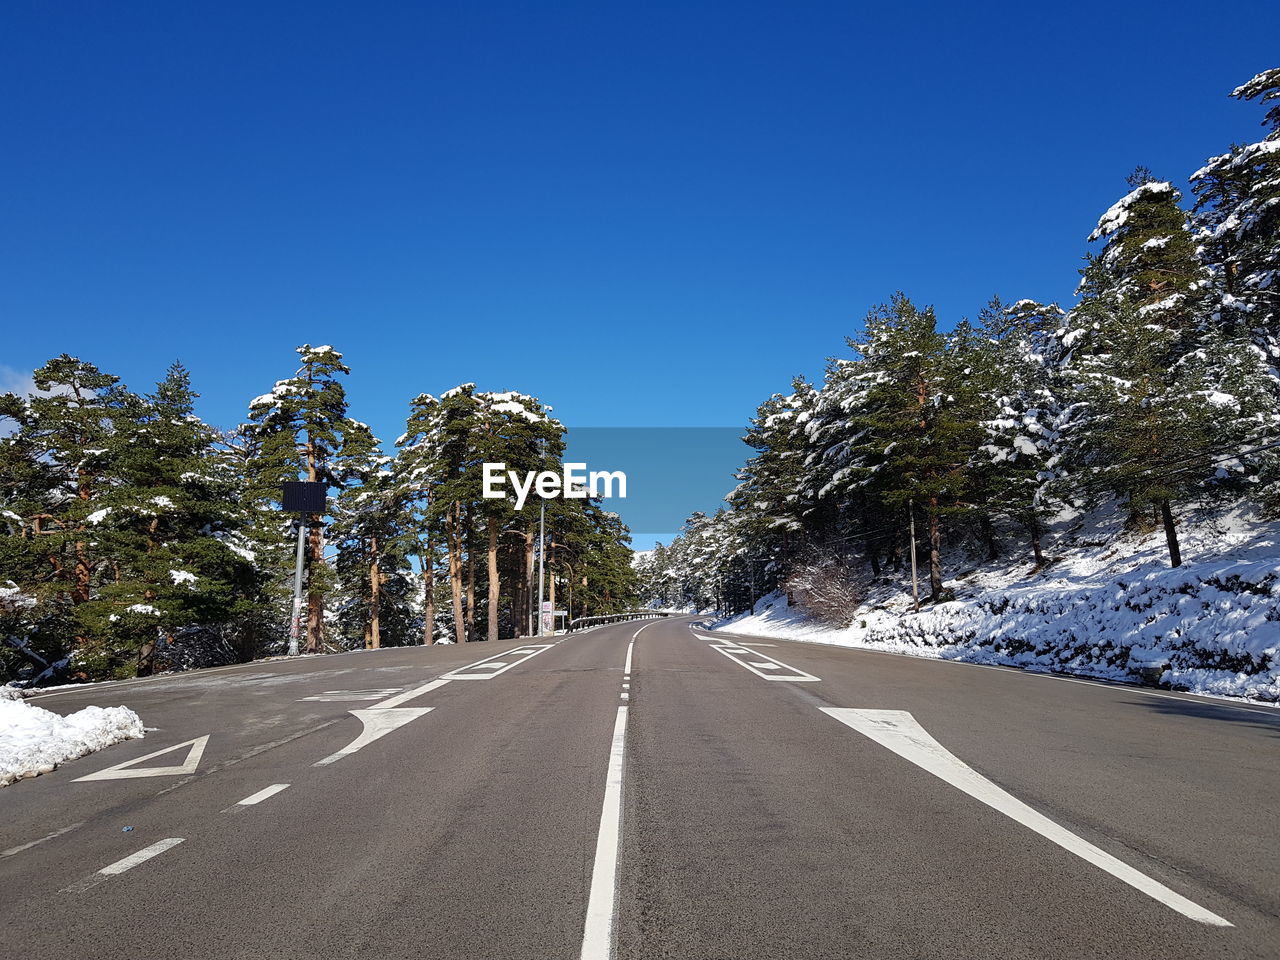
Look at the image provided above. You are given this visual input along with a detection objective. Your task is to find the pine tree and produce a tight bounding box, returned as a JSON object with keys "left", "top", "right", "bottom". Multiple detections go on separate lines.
{"left": 245, "top": 344, "right": 353, "bottom": 653}
{"left": 975, "top": 299, "right": 1069, "bottom": 568}
{"left": 845, "top": 295, "right": 979, "bottom": 600}
{"left": 0, "top": 357, "right": 133, "bottom": 678}
{"left": 90, "top": 364, "right": 254, "bottom": 674}
{"left": 332, "top": 421, "right": 416, "bottom": 649}
{"left": 1067, "top": 177, "right": 1229, "bottom": 566}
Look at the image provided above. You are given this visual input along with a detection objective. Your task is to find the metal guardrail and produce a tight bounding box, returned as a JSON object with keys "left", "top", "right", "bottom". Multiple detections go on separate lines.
{"left": 568, "top": 610, "right": 672, "bottom": 632}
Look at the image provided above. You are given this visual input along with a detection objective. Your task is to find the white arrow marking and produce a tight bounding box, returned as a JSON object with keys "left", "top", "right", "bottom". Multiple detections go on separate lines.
{"left": 73, "top": 736, "right": 209, "bottom": 781}
{"left": 821, "top": 708, "right": 1231, "bottom": 927}
{"left": 314, "top": 708, "right": 432, "bottom": 766}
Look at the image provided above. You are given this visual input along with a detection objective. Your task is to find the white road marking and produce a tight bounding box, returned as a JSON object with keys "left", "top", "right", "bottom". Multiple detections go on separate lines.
{"left": 314, "top": 707, "right": 432, "bottom": 766}
{"left": 705, "top": 627, "right": 1279, "bottom": 718}
{"left": 74, "top": 735, "right": 210, "bottom": 781}
{"left": 373, "top": 677, "right": 452, "bottom": 709}
{"left": 2, "top": 821, "right": 85, "bottom": 858}
{"left": 821, "top": 708, "right": 1232, "bottom": 928}
{"left": 235, "top": 783, "right": 290, "bottom": 806}
{"left": 708, "top": 643, "right": 820, "bottom": 682}
{"left": 580, "top": 706, "right": 629, "bottom": 960}
{"left": 298, "top": 689, "right": 399, "bottom": 702}
{"left": 62, "top": 838, "right": 185, "bottom": 893}
{"left": 442, "top": 644, "right": 554, "bottom": 680}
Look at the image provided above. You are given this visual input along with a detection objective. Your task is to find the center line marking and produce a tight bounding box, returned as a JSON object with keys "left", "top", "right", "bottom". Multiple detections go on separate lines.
{"left": 62, "top": 838, "right": 185, "bottom": 893}
{"left": 580, "top": 705, "right": 629, "bottom": 960}
{"left": 233, "top": 783, "right": 290, "bottom": 807}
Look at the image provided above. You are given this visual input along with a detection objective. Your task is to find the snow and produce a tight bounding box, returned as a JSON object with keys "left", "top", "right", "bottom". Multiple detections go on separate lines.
{"left": 86, "top": 507, "right": 111, "bottom": 524}
{"left": 1089, "top": 182, "right": 1177, "bottom": 241}
{"left": 711, "top": 503, "right": 1280, "bottom": 703}
{"left": 169, "top": 569, "right": 197, "bottom": 586}
{"left": 1, "top": 698, "right": 144, "bottom": 787}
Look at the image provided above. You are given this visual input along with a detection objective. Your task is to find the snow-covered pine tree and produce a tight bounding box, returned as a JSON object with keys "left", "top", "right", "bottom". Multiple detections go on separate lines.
{"left": 86, "top": 364, "right": 254, "bottom": 675}
{"left": 726, "top": 381, "right": 813, "bottom": 577}
{"left": 844, "top": 295, "right": 979, "bottom": 600}
{"left": 0, "top": 357, "right": 131, "bottom": 679}
{"left": 331, "top": 421, "right": 416, "bottom": 649}
{"left": 245, "top": 344, "right": 353, "bottom": 652}
{"left": 394, "top": 392, "right": 447, "bottom": 643}
{"left": 1191, "top": 67, "right": 1280, "bottom": 512}
{"left": 975, "top": 299, "right": 1069, "bottom": 568}
{"left": 1066, "top": 175, "right": 1225, "bottom": 566}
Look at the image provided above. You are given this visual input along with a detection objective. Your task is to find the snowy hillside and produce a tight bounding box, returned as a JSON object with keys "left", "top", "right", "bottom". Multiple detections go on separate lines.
{"left": 713, "top": 504, "right": 1280, "bottom": 702}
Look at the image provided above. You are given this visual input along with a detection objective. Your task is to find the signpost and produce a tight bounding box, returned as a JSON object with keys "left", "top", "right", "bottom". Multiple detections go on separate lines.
{"left": 282, "top": 481, "right": 326, "bottom": 656}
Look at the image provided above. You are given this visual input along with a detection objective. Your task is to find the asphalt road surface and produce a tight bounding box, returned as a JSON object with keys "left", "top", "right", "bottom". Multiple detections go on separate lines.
{"left": 2, "top": 616, "right": 1277, "bottom": 959}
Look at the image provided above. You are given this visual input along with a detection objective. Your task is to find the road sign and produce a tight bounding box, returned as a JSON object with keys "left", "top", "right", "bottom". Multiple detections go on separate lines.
{"left": 282, "top": 481, "right": 326, "bottom": 513}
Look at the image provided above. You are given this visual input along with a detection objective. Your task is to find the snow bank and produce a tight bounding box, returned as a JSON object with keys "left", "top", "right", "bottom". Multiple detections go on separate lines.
{"left": 714, "top": 506, "right": 1280, "bottom": 703}
{"left": 0, "top": 698, "right": 144, "bottom": 787}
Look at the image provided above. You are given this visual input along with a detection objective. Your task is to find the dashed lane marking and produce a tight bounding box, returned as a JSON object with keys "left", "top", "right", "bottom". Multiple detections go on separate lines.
{"left": 61, "top": 838, "right": 185, "bottom": 894}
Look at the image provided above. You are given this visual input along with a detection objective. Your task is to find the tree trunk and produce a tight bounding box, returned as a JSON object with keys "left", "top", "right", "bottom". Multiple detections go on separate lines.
{"left": 1159, "top": 499, "right": 1182, "bottom": 568}
{"left": 422, "top": 557, "right": 435, "bottom": 645}
{"left": 979, "top": 514, "right": 999, "bottom": 561}
{"left": 523, "top": 526, "right": 536, "bottom": 637}
{"left": 465, "top": 515, "right": 476, "bottom": 641}
{"left": 306, "top": 515, "right": 323, "bottom": 654}
{"left": 487, "top": 519, "right": 500, "bottom": 642}
{"left": 369, "top": 533, "right": 381, "bottom": 649}
{"left": 448, "top": 501, "right": 466, "bottom": 645}
{"left": 547, "top": 544, "right": 557, "bottom": 633}
{"left": 1029, "top": 516, "right": 1044, "bottom": 570}
{"left": 304, "top": 437, "right": 324, "bottom": 655}
{"left": 927, "top": 498, "right": 943, "bottom": 602}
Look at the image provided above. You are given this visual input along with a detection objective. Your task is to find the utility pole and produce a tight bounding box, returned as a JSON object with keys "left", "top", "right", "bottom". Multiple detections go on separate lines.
{"left": 282, "top": 481, "right": 325, "bottom": 656}
{"left": 909, "top": 500, "right": 920, "bottom": 613}
{"left": 288, "top": 518, "right": 306, "bottom": 657}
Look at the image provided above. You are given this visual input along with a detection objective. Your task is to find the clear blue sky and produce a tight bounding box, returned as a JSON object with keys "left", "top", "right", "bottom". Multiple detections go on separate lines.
{"left": 3, "top": 1, "right": 1277, "bottom": 546}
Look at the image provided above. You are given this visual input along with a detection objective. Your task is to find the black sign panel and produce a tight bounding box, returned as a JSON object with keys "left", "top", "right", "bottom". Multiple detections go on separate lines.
{"left": 282, "top": 481, "right": 326, "bottom": 513}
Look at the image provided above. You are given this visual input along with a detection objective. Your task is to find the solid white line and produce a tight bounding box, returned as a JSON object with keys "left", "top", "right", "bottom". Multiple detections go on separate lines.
{"left": 63, "top": 838, "right": 185, "bottom": 893}
{"left": 580, "top": 705, "right": 629, "bottom": 960}
{"left": 373, "top": 677, "right": 452, "bottom": 709}
{"left": 821, "top": 708, "right": 1232, "bottom": 927}
{"left": 623, "top": 642, "right": 634, "bottom": 676}
{"left": 236, "top": 783, "right": 290, "bottom": 806}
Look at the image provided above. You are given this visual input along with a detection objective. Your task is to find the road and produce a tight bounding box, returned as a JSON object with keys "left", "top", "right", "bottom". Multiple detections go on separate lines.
{"left": 2, "top": 616, "right": 1277, "bottom": 959}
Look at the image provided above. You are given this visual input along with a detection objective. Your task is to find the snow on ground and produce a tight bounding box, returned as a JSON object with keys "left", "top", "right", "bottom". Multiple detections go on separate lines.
{"left": 713, "top": 503, "right": 1280, "bottom": 703}
{"left": 0, "top": 697, "right": 144, "bottom": 787}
